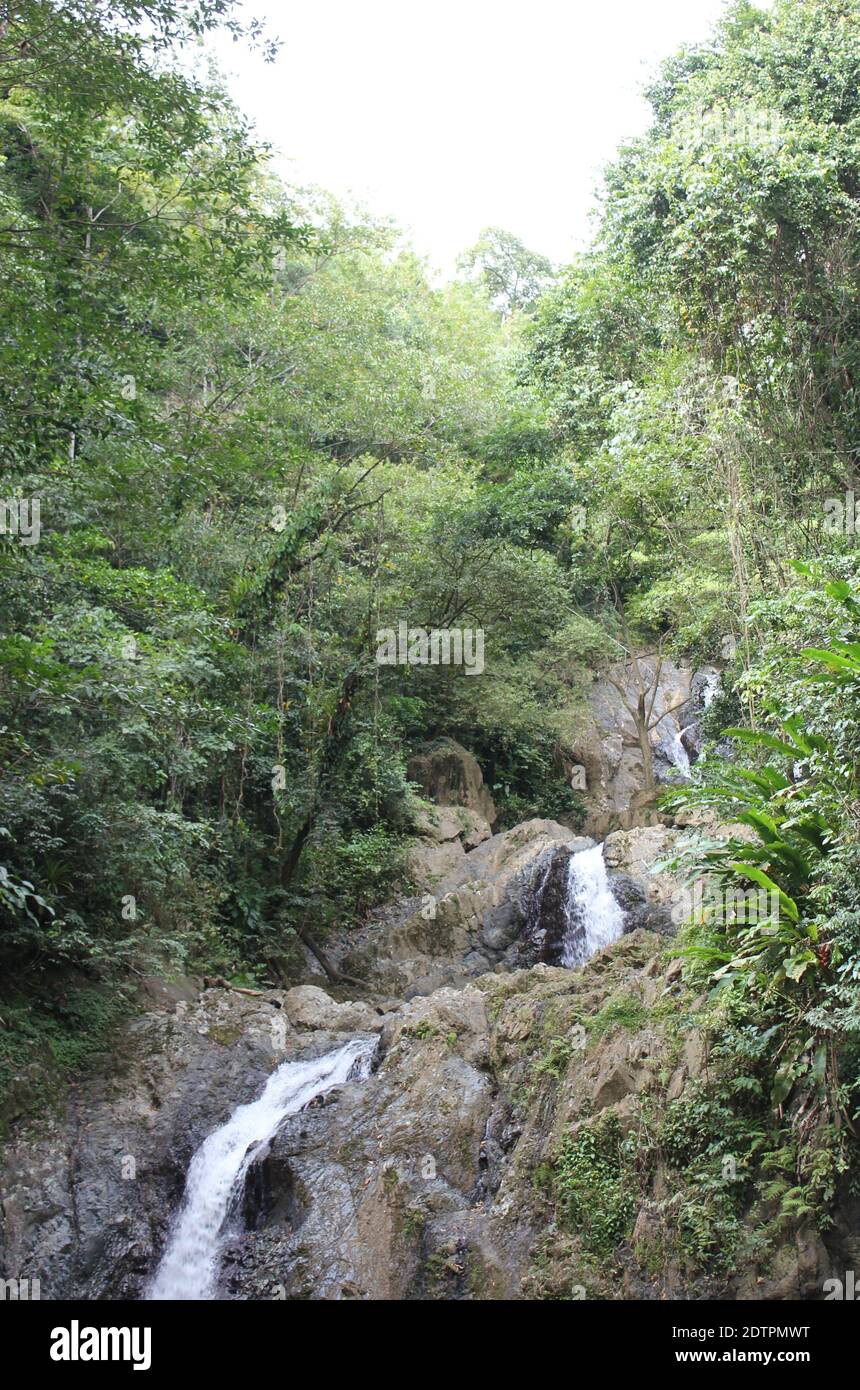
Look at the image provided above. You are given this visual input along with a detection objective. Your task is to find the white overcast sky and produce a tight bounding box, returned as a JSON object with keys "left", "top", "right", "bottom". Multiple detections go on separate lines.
{"left": 208, "top": 0, "right": 772, "bottom": 273}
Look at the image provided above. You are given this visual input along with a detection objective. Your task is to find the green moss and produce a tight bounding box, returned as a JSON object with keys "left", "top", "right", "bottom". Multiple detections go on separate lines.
{"left": 399, "top": 1207, "right": 427, "bottom": 1240}
{"left": 586, "top": 992, "right": 647, "bottom": 1040}
{"left": 207, "top": 1022, "right": 243, "bottom": 1047}
{"left": 424, "top": 1244, "right": 467, "bottom": 1296}
{"left": 407, "top": 1020, "right": 440, "bottom": 1041}
{"left": 0, "top": 977, "right": 134, "bottom": 1135}
{"left": 533, "top": 1035, "right": 575, "bottom": 1079}
{"left": 532, "top": 1161, "right": 554, "bottom": 1192}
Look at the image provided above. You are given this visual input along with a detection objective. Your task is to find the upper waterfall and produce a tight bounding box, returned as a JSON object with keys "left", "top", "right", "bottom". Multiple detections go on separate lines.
{"left": 664, "top": 722, "right": 692, "bottom": 779}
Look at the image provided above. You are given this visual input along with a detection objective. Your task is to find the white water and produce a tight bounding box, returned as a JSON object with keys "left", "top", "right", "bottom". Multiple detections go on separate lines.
{"left": 665, "top": 723, "right": 692, "bottom": 779}
{"left": 561, "top": 844, "right": 626, "bottom": 968}
{"left": 663, "top": 673, "right": 720, "bottom": 777}
{"left": 702, "top": 672, "right": 720, "bottom": 709}
{"left": 147, "top": 1037, "right": 375, "bottom": 1301}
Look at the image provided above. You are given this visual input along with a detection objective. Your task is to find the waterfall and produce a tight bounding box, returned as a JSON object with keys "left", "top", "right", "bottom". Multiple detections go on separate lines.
{"left": 147, "top": 1036, "right": 375, "bottom": 1301}
{"left": 665, "top": 723, "right": 691, "bottom": 779}
{"left": 702, "top": 672, "right": 720, "bottom": 709}
{"left": 560, "top": 844, "right": 626, "bottom": 968}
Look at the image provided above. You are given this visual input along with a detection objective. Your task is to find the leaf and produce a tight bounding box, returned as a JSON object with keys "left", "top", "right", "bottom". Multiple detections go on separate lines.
{"left": 780, "top": 716, "right": 813, "bottom": 756}
{"left": 727, "top": 862, "right": 799, "bottom": 921}
{"left": 789, "top": 559, "right": 818, "bottom": 579}
{"left": 737, "top": 809, "right": 780, "bottom": 843}
{"left": 722, "top": 727, "right": 800, "bottom": 760}
{"left": 783, "top": 952, "right": 814, "bottom": 982}
{"left": 734, "top": 766, "right": 791, "bottom": 792}
{"left": 772, "top": 1068, "right": 794, "bottom": 1107}
{"left": 824, "top": 579, "right": 852, "bottom": 601}
{"left": 800, "top": 647, "right": 860, "bottom": 676}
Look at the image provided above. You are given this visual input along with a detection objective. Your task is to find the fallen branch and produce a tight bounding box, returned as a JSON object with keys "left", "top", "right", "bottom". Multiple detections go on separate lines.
{"left": 293, "top": 924, "right": 369, "bottom": 990}
{"left": 202, "top": 975, "right": 267, "bottom": 997}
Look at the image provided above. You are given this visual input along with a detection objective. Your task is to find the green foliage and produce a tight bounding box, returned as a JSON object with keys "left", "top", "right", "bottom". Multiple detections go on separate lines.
{"left": 554, "top": 1115, "right": 636, "bottom": 1258}
{"left": 307, "top": 826, "right": 408, "bottom": 922}
{"left": 4, "top": 0, "right": 860, "bottom": 1255}
{"left": 458, "top": 226, "right": 553, "bottom": 318}
{"left": 661, "top": 578, "right": 860, "bottom": 1192}
{"left": 587, "top": 993, "right": 648, "bottom": 1040}
{"left": 0, "top": 974, "right": 134, "bottom": 1133}
{"left": 0, "top": 842, "right": 54, "bottom": 950}
{"left": 0, "top": 2, "right": 585, "bottom": 1102}
{"left": 533, "top": 1036, "right": 575, "bottom": 1080}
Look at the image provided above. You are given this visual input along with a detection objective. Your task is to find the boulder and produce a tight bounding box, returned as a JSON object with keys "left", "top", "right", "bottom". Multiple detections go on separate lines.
{"left": 604, "top": 825, "right": 687, "bottom": 928}
{"left": 411, "top": 806, "right": 464, "bottom": 843}
{"left": 406, "top": 805, "right": 493, "bottom": 892}
{"left": 609, "top": 873, "right": 676, "bottom": 937}
{"left": 340, "top": 819, "right": 582, "bottom": 995}
{"left": 282, "top": 986, "right": 381, "bottom": 1034}
{"left": 407, "top": 739, "right": 496, "bottom": 825}
{"left": 405, "top": 836, "right": 465, "bottom": 890}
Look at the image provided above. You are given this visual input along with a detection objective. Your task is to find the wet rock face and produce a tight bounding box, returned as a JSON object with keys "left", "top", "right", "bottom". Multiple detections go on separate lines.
{"left": 335, "top": 818, "right": 590, "bottom": 997}
{"left": 5, "top": 817, "right": 762, "bottom": 1303}
{"left": 0, "top": 817, "right": 691, "bottom": 1305}
{"left": 228, "top": 1000, "right": 496, "bottom": 1301}
{"left": 525, "top": 847, "right": 572, "bottom": 967}
{"left": 0, "top": 973, "right": 507, "bottom": 1303}
{"left": 521, "top": 842, "right": 594, "bottom": 967}
{"left": 521, "top": 839, "right": 672, "bottom": 966}
{"left": 1, "top": 929, "right": 838, "bottom": 1302}
{"left": 686, "top": 667, "right": 721, "bottom": 759}
{"left": 0, "top": 987, "right": 385, "bottom": 1301}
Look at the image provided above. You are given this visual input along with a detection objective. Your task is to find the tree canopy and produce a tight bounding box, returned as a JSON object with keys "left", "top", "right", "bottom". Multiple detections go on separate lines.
{"left": 3, "top": 0, "right": 860, "bottom": 1225}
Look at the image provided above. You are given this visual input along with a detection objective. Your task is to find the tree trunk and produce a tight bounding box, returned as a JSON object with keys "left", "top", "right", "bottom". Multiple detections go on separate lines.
{"left": 275, "top": 664, "right": 369, "bottom": 988}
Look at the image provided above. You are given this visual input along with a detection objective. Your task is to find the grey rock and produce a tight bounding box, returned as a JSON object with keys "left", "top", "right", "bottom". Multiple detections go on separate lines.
{"left": 610, "top": 873, "right": 676, "bottom": 936}
{"left": 406, "top": 739, "right": 496, "bottom": 825}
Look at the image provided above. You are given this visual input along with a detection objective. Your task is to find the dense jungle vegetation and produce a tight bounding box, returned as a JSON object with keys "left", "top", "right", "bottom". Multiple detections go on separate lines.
{"left": 2, "top": 0, "right": 860, "bottom": 1224}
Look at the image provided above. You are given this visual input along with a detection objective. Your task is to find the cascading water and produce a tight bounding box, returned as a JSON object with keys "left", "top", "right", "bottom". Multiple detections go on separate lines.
{"left": 701, "top": 672, "right": 720, "bottom": 709}
{"left": 664, "top": 722, "right": 692, "bottom": 779}
{"left": 559, "top": 844, "right": 626, "bottom": 968}
{"left": 147, "top": 1036, "right": 376, "bottom": 1301}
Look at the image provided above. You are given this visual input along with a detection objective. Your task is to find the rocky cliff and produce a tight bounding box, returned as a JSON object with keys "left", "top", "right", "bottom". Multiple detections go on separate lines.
{"left": 0, "top": 926, "right": 842, "bottom": 1300}
{"left": 563, "top": 658, "right": 720, "bottom": 837}
{"left": 1, "top": 807, "right": 849, "bottom": 1301}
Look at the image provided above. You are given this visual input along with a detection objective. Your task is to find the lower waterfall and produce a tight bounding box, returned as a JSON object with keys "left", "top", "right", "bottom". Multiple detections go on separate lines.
{"left": 147, "top": 1036, "right": 376, "bottom": 1301}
